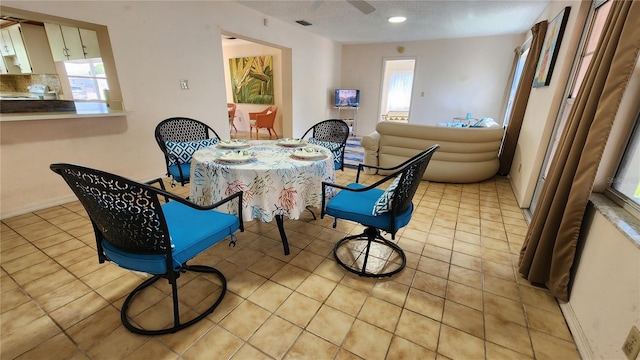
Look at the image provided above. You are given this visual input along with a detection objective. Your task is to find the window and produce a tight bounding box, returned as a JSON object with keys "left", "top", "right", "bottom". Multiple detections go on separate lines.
{"left": 380, "top": 59, "right": 416, "bottom": 121}
{"left": 64, "top": 58, "right": 108, "bottom": 102}
{"left": 543, "top": 0, "right": 611, "bottom": 179}
{"left": 570, "top": 0, "right": 612, "bottom": 98}
{"left": 503, "top": 42, "right": 530, "bottom": 127}
{"left": 610, "top": 112, "right": 640, "bottom": 216}
{"left": 386, "top": 71, "right": 414, "bottom": 111}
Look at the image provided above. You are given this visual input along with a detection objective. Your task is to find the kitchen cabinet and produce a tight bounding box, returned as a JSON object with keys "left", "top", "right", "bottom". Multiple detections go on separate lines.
{"left": 19, "top": 23, "right": 56, "bottom": 74}
{"left": 0, "top": 24, "right": 56, "bottom": 74}
{"left": 0, "top": 29, "right": 15, "bottom": 56}
{"left": 7, "top": 25, "right": 32, "bottom": 73}
{"left": 0, "top": 57, "right": 8, "bottom": 74}
{"left": 78, "top": 29, "right": 100, "bottom": 59}
{"left": 44, "top": 23, "right": 100, "bottom": 61}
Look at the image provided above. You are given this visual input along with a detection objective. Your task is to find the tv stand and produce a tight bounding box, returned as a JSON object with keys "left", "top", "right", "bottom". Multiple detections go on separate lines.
{"left": 335, "top": 106, "right": 358, "bottom": 136}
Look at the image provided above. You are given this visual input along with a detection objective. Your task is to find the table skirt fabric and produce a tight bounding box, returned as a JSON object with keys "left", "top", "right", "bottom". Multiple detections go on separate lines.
{"left": 190, "top": 140, "right": 335, "bottom": 223}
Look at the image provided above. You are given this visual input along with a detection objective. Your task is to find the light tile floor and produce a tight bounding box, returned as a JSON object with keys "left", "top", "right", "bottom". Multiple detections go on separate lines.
{"left": 1, "top": 134, "right": 581, "bottom": 359}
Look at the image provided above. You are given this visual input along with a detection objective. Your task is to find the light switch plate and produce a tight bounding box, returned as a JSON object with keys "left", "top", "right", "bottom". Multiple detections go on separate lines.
{"left": 179, "top": 79, "right": 189, "bottom": 90}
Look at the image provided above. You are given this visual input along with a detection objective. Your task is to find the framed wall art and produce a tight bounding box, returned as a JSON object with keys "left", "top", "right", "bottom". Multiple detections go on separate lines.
{"left": 533, "top": 7, "right": 571, "bottom": 87}
{"left": 229, "top": 55, "right": 274, "bottom": 104}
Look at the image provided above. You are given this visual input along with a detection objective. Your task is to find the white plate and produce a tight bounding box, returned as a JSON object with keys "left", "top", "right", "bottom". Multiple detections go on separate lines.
{"left": 277, "top": 138, "right": 305, "bottom": 147}
{"left": 217, "top": 151, "right": 254, "bottom": 163}
{"left": 291, "top": 147, "right": 326, "bottom": 160}
{"left": 218, "top": 140, "right": 249, "bottom": 149}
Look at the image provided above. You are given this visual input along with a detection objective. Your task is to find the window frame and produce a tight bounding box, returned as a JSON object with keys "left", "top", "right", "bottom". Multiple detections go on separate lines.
{"left": 502, "top": 37, "right": 531, "bottom": 127}
{"left": 606, "top": 110, "right": 640, "bottom": 220}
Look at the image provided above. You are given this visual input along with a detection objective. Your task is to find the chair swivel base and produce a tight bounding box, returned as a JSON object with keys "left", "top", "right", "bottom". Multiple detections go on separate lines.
{"left": 333, "top": 227, "right": 406, "bottom": 278}
{"left": 121, "top": 264, "right": 226, "bottom": 335}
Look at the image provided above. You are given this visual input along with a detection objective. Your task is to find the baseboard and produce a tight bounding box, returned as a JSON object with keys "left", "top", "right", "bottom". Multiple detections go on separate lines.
{"left": 560, "top": 302, "right": 594, "bottom": 360}
{"left": 1, "top": 195, "right": 77, "bottom": 220}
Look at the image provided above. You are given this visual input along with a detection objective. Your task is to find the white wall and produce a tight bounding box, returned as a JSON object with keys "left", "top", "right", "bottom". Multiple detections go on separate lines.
{"left": 340, "top": 34, "right": 523, "bottom": 136}
{"left": 566, "top": 205, "right": 640, "bottom": 359}
{"left": 0, "top": 1, "right": 341, "bottom": 217}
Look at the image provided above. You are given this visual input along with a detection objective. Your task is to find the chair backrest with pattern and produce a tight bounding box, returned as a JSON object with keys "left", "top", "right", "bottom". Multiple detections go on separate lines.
{"left": 50, "top": 164, "right": 171, "bottom": 260}
{"left": 155, "top": 117, "right": 220, "bottom": 163}
{"left": 303, "top": 119, "right": 350, "bottom": 143}
{"left": 391, "top": 145, "right": 440, "bottom": 216}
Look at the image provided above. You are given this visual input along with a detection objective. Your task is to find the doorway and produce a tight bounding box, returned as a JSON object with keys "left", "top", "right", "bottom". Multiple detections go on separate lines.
{"left": 220, "top": 34, "right": 291, "bottom": 138}
{"left": 379, "top": 59, "right": 416, "bottom": 123}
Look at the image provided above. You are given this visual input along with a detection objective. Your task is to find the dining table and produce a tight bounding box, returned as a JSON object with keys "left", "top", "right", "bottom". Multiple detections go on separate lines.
{"left": 189, "top": 139, "right": 336, "bottom": 255}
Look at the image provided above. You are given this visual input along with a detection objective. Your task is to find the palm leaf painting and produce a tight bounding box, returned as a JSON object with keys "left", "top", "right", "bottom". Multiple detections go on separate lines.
{"left": 229, "top": 56, "right": 274, "bottom": 104}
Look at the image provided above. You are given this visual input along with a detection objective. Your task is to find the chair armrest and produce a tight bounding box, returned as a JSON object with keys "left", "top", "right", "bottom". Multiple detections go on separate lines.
{"left": 320, "top": 173, "right": 398, "bottom": 219}
{"left": 145, "top": 177, "right": 166, "bottom": 190}
{"left": 354, "top": 161, "right": 407, "bottom": 183}
{"left": 361, "top": 132, "right": 380, "bottom": 152}
{"left": 146, "top": 178, "right": 169, "bottom": 203}
{"left": 147, "top": 185, "right": 245, "bottom": 232}
{"left": 361, "top": 132, "right": 380, "bottom": 175}
{"left": 248, "top": 109, "right": 268, "bottom": 120}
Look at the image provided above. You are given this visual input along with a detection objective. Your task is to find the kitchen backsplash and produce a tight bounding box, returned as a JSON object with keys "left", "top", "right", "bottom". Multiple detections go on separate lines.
{"left": 0, "top": 74, "right": 62, "bottom": 95}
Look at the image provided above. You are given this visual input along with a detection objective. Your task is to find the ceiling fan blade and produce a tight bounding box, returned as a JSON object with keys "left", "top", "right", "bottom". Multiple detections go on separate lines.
{"left": 311, "top": 0, "right": 325, "bottom": 11}
{"left": 347, "top": 0, "right": 375, "bottom": 14}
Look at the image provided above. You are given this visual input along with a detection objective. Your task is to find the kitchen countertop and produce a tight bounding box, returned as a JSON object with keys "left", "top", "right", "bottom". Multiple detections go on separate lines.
{"left": 0, "top": 102, "right": 130, "bottom": 121}
{"left": 1, "top": 99, "right": 77, "bottom": 113}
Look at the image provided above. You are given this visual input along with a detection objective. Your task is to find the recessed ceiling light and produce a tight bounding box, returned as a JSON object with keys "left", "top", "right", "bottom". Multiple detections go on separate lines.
{"left": 388, "top": 16, "right": 406, "bottom": 23}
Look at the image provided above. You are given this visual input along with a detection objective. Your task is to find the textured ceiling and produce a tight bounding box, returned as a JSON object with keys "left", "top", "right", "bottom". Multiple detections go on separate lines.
{"left": 234, "top": 0, "right": 549, "bottom": 44}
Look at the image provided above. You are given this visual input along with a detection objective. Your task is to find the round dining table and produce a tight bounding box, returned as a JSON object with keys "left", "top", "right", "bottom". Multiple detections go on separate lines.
{"left": 189, "top": 139, "right": 336, "bottom": 254}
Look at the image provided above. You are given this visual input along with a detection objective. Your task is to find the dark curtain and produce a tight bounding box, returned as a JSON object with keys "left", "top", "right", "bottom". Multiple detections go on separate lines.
{"left": 498, "top": 21, "right": 548, "bottom": 175}
{"left": 519, "top": 0, "right": 640, "bottom": 302}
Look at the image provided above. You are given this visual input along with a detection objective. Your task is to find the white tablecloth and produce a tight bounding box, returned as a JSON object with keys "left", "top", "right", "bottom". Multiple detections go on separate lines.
{"left": 190, "top": 140, "right": 335, "bottom": 222}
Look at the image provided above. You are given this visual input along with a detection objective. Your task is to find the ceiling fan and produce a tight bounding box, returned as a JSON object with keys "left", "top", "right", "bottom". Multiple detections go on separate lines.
{"left": 312, "top": 0, "right": 375, "bottom": 14}
{"left": 347, "top": 0, "right": 376, "bottom": 14}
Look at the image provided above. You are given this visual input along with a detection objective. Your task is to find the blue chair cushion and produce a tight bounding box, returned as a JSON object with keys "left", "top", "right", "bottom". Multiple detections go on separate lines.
{"left": 165, "top": 138, "right": 218, "bottom": 166}
{"left": 372, "top": 176, "right": 401, "bottom": 215}
{"left": 101, "top": 200, "right": 239, "bottom": 274}
{"left": 168, "top": 163, "right": 191, "bottom": 182}
{"left": 326, "top": 183, "right": 413, "bottom": 234}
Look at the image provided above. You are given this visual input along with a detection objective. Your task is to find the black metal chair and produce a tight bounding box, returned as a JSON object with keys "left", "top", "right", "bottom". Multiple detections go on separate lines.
{"left": 50, "top": 163, "right": 243, "bottom": 335}
{"left": 301, "top": 119, "right": 350, "bottom": 171}
{"left": 321, "top": 145, "right": 439, "bottom": 277}
{"left": 155, "top": 117, "right": 221, "bottom": 187}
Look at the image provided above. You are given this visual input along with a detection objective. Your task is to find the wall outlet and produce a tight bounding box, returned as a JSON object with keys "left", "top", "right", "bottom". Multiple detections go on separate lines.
{"left": 622, "top": 326, "right": 640, "bottom": 360}
{"left": 179, "top": 79, "right": 189, "bottom": 90}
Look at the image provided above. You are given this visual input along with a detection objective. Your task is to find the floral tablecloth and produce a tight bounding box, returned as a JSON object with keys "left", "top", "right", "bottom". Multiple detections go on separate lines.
{"left": 190, "top": 140, "right": 335, "bottom": 223}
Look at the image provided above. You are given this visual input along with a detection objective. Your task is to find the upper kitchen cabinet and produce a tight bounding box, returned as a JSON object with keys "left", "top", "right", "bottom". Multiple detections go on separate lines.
{"left": 0, "top": 23, "right": 54, "bottom": 74}
{"left": 44, "top": 23, "right": 100, "bottom": 61}
{"left": 0, "top": 28, "right": 15, "bottom": 56}
{"left": 17, "top": 23, "right": 55, "bottom": 73}
{"left": 6, "top": 24, "right": 30, "bottom": 73}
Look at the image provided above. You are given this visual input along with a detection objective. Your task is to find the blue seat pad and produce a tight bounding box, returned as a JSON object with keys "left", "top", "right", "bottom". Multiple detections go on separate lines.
{"left": 102, "top": 201, "right": 239, "bottom": 274}
{"left": 325, "top": 183, "right": 413, "bottom": 233}
{"left": 168, "top": 163, "right": 190, "bottom": 181}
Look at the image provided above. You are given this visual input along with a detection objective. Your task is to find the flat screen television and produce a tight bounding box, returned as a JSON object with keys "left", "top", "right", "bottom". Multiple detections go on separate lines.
{"left": 334, "top": 89, "right": 360, "bottom": 107}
